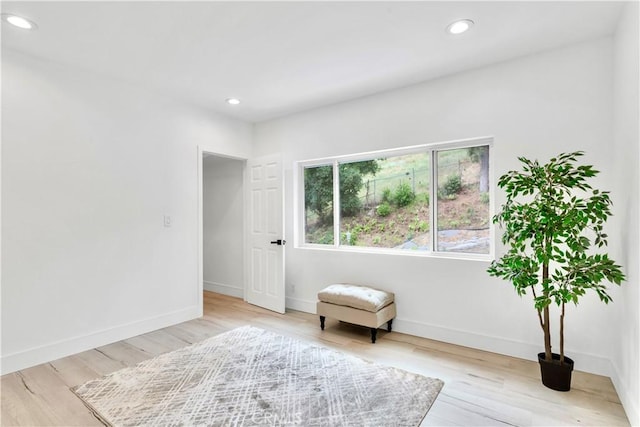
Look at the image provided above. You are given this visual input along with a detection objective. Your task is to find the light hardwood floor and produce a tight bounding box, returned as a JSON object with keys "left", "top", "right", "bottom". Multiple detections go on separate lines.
{"left": 1, "top": 292, "right": 630, "bottom": 426}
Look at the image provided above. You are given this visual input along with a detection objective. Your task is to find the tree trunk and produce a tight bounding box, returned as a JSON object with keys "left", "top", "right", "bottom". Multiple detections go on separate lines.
{"left": 543, "top": 306, "right": 552, "bottom": 361}
{"left": 542, "top": 263, "right": 552, "bottom": 361}
{"left": 560, "top": 302, "right": 565, "bottom": 364}
{"left": 479, "top": 148, "right": 489, "bottom": 193}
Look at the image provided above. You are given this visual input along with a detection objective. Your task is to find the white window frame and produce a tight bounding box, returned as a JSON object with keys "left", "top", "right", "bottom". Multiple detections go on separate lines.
{"left": 295, "top": 136, "right": 494, "bottom": 260}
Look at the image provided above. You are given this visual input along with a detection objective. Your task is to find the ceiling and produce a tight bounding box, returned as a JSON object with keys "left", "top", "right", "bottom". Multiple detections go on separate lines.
{"left": 1, "top": 1, "right": 624, "bottom": 123}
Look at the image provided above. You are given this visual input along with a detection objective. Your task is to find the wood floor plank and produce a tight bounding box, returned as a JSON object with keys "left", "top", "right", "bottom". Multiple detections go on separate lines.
{"left": 1, "top": 373, "right": 54, "bottom": 426}
{"left": 72, "top": 349, "right": 128, "bottom": 377}
{"left": 47, "top": 356, "right": 102, "bottom": 387}
{"left": 0, "top": 291, "right": 630, "bottom": 426}
{"left": 2, "top": 365, "right": 101, "bottom": 426}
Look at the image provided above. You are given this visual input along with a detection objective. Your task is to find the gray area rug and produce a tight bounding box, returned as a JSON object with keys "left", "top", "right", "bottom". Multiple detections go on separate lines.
{"left": 73, "top": 326, "right": 444, "bottom": 426}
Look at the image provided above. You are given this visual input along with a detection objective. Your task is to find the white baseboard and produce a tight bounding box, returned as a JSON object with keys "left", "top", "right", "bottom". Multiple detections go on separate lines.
{"left": 611, "top": 359, "right": 640, "bottom": 426}
{"left": 282, "top": 296, "right": 613, "bottom": 377}
{"left": 0, "top": 305, "right": 201, "bottom": 375}
{"left": 203, "top": 281, "right": 243, "bottom": 298}
{"left": 393, "top": 317, "right": 613, "bottom": 377}
{"left": 285, "top": 296, "right": 316, "bottom": 313}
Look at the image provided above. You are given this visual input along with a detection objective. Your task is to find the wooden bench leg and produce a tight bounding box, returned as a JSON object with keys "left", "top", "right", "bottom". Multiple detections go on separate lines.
{"left": 320, "top": 316, "right": 326, "bottom": 330}
{"left": 370, "top": 328, "right": 377, "bottom": 344}
{"left": 387, "top": 319, "right": 393, "bottom": 332}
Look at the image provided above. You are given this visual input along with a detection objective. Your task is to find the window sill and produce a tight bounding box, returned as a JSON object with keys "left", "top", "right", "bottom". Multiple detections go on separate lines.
{"left": 294, "top": 243, "right": 493, "bottom": 262}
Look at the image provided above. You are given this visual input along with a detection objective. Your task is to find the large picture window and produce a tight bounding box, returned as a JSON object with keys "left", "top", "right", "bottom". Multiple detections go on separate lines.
{"left": 299, "top": 138, "right": 492, "bottom": 257}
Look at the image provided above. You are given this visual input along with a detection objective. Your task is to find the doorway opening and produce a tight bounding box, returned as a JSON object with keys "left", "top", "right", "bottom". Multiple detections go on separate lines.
{"left": 202, "top": 153, "right": 246, "bottom": 300}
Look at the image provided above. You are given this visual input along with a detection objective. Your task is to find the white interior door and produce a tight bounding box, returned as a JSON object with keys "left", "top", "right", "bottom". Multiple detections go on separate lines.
{"left": 246, "top": 154, "right": 285, "bottom": 314}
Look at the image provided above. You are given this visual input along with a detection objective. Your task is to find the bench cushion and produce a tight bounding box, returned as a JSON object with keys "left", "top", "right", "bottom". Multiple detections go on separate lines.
{"left": 317, "top": 284, "right": 394, "bottom": 313}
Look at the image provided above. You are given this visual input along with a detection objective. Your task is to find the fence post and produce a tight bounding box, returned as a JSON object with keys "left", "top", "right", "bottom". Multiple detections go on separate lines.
{"left": 365, "top": 180, "right": 370, "bottom": 208}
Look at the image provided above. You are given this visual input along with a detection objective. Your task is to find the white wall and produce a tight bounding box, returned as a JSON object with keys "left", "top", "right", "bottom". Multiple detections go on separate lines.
{"left": 1, "top": 49, "right": 252, "bottom": 374}
{"left": 611, "top": 2, "right": 640, "bottom": 425}
{"left": 203, "top": 156, "right": 245, "bottom": 298}
{"left": 254, "top": 38, "right": 621, "bottom": 376}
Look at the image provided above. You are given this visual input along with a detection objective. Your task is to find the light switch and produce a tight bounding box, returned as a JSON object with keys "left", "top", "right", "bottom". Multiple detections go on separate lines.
{"left": 164, "top": 215, "right": 172, "bottom": 227}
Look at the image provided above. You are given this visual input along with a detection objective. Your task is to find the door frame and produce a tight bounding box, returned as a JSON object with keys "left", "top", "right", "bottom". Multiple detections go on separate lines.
{"left": 197, "top": 146, "right": 248, "bottom": 314}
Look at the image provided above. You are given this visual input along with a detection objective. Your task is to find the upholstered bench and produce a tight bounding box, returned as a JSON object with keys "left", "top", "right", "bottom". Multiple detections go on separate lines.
{"left": 316, "top": 284, "right": 396, "bottom": 343}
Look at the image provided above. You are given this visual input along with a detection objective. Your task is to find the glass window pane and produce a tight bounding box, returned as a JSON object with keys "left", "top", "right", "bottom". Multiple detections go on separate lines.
{"left": 304, "top": 165, "right": 334, "bottom": 244}
{"left": 339, "top": 153, "right": 431, "bottom": 250}
{"left": 436, "top": 146, "right": 490, "bottom": 254}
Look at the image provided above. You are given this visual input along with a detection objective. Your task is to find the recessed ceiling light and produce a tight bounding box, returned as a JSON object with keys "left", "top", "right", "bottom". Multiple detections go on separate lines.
{"left": 2, "top": 14, "right": 37, "bottom": 30}
{"left": 446, "top": 19, "right": 474, "bottom": 35}
{"left": 226, "top": 98, "right": 241, "bottom": 105}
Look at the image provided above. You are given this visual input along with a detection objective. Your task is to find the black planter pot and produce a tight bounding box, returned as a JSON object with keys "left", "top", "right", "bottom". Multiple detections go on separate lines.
{"left": 538, "top": 352, "right": 574, "bottom": 391}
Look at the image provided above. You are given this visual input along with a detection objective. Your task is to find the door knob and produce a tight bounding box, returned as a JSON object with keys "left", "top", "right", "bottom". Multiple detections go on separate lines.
{"left": 270, "top": 239, "right": 286, "bottom": 246}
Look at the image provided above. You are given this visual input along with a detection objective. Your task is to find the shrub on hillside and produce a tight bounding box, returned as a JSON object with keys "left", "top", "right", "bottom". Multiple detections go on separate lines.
{"left": 376, "top": 203, "right": 391, "bottom": 217}
{"left": 442, "top": 174, "right": 462, "bottom": 197}
{"left": 393, "top": 182, "right": 415, "bottom": 207}
{"left": 381, "top": 187, "right": 392, "bottom": 204}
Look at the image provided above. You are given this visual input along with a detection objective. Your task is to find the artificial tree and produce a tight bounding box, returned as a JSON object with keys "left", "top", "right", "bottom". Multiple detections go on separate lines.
{"left": 488, "top": 151, "right": 625, "bottom": 387}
